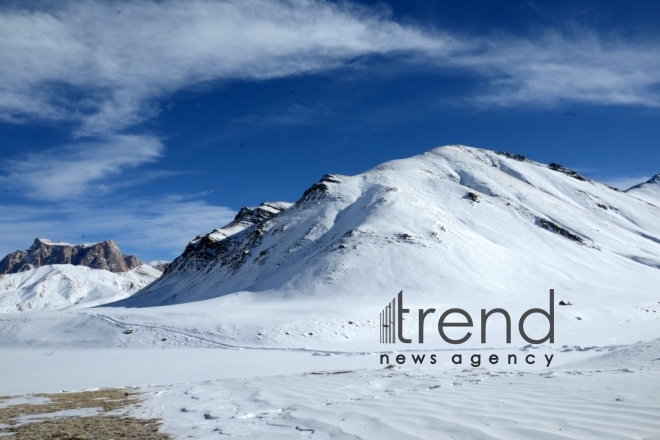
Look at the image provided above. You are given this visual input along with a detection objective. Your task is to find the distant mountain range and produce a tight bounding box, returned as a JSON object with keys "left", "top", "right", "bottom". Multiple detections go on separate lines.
{"left": 0, "top": 238, "right": 141, "bottom": 274}
{"left": 0, "top": 238, "right": 166, "bottom": 312}
{"left": 115, "top": 145, "right": 660, "bottom": 308}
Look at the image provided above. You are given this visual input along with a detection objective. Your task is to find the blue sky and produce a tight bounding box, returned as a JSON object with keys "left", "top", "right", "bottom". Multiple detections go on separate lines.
{"left": 0, "top": 0, "right": 659, "bottom": 261}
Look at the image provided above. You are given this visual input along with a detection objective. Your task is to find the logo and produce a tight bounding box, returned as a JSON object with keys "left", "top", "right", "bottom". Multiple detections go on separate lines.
{"left": 380, "top": 289, "right": 554, "bottom": 345}
{"left": 379, "top": 293, "right": 398, "bottom": 344}
{"left": 378, "top": 289, "right": 557, "bottom": 367}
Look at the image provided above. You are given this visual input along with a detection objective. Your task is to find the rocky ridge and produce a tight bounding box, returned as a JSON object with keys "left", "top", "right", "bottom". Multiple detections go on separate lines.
{"left": 161, "top": 202, "right": 292, "bottom": 276}
{"left": 0, "top": 238, "right": 141, "bottom": 274}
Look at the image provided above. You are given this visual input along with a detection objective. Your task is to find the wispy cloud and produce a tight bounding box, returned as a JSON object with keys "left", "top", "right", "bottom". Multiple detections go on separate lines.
{"left": 0, "top": 135, "right": 163, "bottom": 201}
{"left": 0, "top": 195, "right": 236, "bottom": 260}
{"left": 0, "top": 0, "right": 449, "bottom": 136}
{"left": 458, "top": 31, "right": 660, "bottom": 108}
{"left": 1, "top": 0, "right": 658, "bottom": 139}
{"left": 231, "top": 103, "right": 337, "bottom": 128}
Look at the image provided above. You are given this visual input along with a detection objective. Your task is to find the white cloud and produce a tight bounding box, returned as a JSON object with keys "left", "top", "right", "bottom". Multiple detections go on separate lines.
{"left": 457, "top": 31, "right": 660, "bottom": 108}
{"left": 0, "top": 0, "right": 450, "bottom": 135}
{"left": 0, "top": 134, "right": 163, "bottom": 200}
{"left": 2, "top": 0, "right": 657, "bottom": 138}
{"left": 0, "top": 196, "right": 237, "bottom": 260}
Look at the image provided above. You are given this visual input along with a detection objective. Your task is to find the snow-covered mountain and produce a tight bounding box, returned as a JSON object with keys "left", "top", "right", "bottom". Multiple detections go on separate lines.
{"left": 115, "top": 145, "right": 660, "bottom": 309}
{"left": 0, "top": 238, "right": 141, "bottom": 274}
{"left": 627, "top": 174, "right": 660, "bottom": 204}
{"left": 0, "top": 264, "right": 162, "bottom": 312}
{"left": 147, "top": 260, "right": 171, "bottom": 272}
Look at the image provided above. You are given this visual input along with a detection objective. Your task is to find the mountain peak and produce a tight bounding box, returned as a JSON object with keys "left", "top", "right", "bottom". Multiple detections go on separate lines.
{"left": 625, "top": 173, "right": 660, "bottom": 204}
{"left": 33, "top": 237, "right": 73, "bottom": 246}
{"left": 627, "top": 173, "right": 660, "bottom": 190}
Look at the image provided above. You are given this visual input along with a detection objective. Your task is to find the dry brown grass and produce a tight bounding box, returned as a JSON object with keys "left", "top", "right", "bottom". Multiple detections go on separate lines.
{"left": 0, "top": 388, "right": 171, "bottom": 439}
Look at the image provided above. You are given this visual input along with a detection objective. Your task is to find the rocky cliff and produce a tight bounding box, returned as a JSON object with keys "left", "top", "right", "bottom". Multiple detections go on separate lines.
{"left": 0, "top": 238, "right": 141, "bottom": 274}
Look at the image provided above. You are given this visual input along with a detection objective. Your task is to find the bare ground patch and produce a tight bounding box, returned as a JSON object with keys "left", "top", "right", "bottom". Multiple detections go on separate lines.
{"left": 0, "top": 388, "right": 170, "bottom": 439}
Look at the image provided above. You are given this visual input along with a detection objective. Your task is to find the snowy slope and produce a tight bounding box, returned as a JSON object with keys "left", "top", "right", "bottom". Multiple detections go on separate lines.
{"left": 0, "top": 264, "right": 162, "bottom": 312}
{"left": 626, "top": 173, "right": 660, "bottom": 204}
{"left": 119, "top": 145, "right": 660, "bottom": 308}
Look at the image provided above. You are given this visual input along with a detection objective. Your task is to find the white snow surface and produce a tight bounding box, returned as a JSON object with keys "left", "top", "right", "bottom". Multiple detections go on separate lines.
{"left": 0, "top": 264, "right": 162, "bottom": 312}
{"left": 1, "top": 337, "right": 659, "bottom": 439}
{"left": 133, "top": 340, "right": 660, "bottom": 440}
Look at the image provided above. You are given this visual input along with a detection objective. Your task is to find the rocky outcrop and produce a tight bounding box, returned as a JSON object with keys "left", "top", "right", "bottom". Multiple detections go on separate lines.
{"left": 548, "top": 163, "right": 591, "bottom": 182}
{"left": 494, "top": 151, "right": 530, "bottom": 162}
{"left": 0, "top": 238, "right": 141, "bottom": 274}
{"left": 162, "top": 202, "right": 292, "bottom": 275}
{"left": 296, "top": 174, "right": 346, "bottom": 204}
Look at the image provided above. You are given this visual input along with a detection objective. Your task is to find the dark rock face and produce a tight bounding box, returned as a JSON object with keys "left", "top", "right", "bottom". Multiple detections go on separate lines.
{"left": 536, "top": 218, "right": 584, "bottom": 244}
{"left": 0, "top": 238, "right": 141, "bottom": 274}
{"left": 233, "top": 202, "right": 291, "bottom": 225}
{"left": 466, "top": 191, "right": 480, "bottom": 202}
{"left": 296, "top": 174, "right": 346, "bottom": 205}
{"left": 548, "top": 163, "right": 590, "bottom": 182}
{"left": 163, "top": 202, "right": 291, "bottom": 275}
{"left": 494, "top": 151, "right": 529, "bottom": 162}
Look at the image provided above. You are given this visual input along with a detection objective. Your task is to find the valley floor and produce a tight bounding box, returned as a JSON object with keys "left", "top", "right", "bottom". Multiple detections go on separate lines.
{"left": 1, "top": 292, "right": 659, "bottom": 439}
{"left": 1, "top": 339, "right": 659, "bottom": 439}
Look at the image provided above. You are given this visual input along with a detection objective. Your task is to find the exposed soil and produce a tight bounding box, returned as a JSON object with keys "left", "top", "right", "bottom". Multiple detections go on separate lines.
{"left": 0, "top": 388, "right": 170, "bottom": 439}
